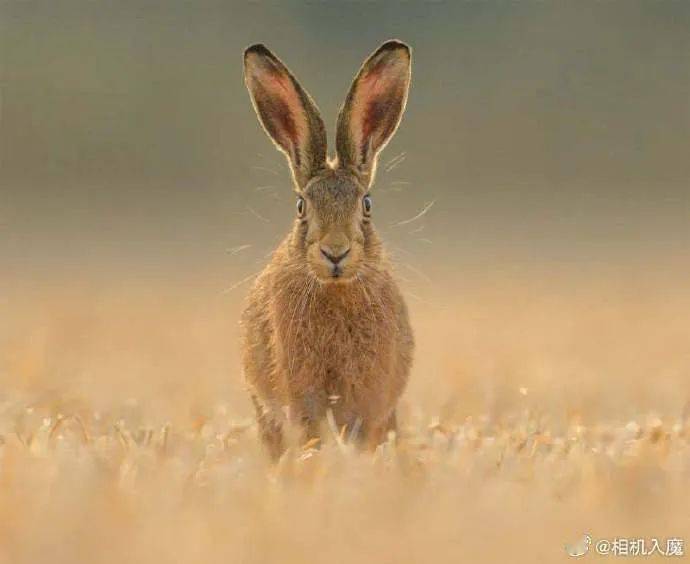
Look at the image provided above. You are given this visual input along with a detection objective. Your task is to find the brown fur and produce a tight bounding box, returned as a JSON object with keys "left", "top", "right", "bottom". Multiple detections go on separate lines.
{"left": 241, "top": 41, "right": 413, "bottom": 458}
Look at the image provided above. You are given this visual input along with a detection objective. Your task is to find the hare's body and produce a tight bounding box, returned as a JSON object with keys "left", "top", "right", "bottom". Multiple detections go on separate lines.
{"left": 240, "top": 41, "right": 414, "bottom": 456}
{"left": 242, "top": 214, "right": 413, "bottom": 455}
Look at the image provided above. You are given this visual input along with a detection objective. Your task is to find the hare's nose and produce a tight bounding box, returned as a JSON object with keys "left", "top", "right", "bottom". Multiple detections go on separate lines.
{"left": 320, "top": 246, "right": 350, "bottom": 266}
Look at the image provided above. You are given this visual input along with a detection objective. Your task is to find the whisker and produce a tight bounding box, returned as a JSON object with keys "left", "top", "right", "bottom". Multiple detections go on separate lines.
{"left": 227, "top": 244, "right": 252, "bottom": 255}
{"left": 220, "top": 271, "right": 261, "bottom": 294}
{"left": 392, "top": 200, "right": 436, "bottom": 227}
{"left": 246, "top": 206, "right": 270, "bottom": 223}
{"left": 398, "top": 261, "right": 434, "bottom": 285}
{"left": 251, "top": 165, "right": 280, "bottom": 175}
{"left": 384, "top": 151, "right": 407, "bottom": 173}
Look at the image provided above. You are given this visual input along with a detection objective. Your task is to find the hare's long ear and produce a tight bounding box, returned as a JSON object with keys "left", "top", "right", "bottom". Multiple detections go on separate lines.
{"left": 336, "top": 40, "right": 411, "bottom": 187}
{"left": 244, "top": 44, "right": 327, "bottom": 189}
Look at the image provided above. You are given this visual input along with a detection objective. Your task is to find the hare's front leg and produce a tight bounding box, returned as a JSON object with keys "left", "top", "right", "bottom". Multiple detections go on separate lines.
{"left": 361, "top": 410, "right": 398, "bottom": 451}
{"left": 288, "top": 387, "right": 328, "bottom": 447}
{"left": 251, "top": 395, "right": 285, "bottom": 461}
{"left": 331, "top": 407, "right": 397, "bottom": 450}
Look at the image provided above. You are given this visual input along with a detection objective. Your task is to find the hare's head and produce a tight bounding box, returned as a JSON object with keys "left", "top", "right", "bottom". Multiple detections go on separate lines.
{"left": 244, "top": 41, "right": 411, "bottom": 282}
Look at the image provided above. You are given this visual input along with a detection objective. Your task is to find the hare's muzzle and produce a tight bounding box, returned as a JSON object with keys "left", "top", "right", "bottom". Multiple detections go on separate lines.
{"left": 320, "top": 246, "right": 351, "bottom": 278}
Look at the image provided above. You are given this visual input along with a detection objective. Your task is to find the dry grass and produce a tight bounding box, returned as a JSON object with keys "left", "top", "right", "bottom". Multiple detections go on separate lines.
{"left": 1, "top": 269, "right": 689, "bottom": 563}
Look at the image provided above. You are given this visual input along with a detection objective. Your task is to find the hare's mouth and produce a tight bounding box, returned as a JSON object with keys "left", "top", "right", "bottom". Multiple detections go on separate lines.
{"left": 310, "top": 262, "right": 358, "bottom": 284}
{"left": 319, "top": 269, "right": 357, "bottom": 284}
{"left": 329, "top": 272, "right": 356, "bottom": 284}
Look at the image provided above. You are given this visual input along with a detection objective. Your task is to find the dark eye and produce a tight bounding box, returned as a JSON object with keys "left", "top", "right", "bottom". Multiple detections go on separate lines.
{"left": 296, "top": 197, "right": 306, "bottom": 217}
{"left": 363, "top": 195, "right": 372, "bottom": 216}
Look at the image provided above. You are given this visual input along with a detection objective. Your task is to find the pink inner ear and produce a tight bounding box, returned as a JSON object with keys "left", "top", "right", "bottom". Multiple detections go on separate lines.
{"left": 353, "top": 62, "right": 404, "bottom": 145}
{"left": 253, "top": 64, "right": 305, "bottom": 151}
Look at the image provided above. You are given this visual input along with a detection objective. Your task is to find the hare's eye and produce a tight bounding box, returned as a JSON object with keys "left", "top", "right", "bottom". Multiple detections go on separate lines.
{"left": 296, "top": 197, "right": 306, "bottom": 217}
{"left": 363, "top": 195, "right": 372, "bottom": 216}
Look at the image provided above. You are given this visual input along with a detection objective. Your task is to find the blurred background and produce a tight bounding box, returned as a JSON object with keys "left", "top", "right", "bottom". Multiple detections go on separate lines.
{"left": 1, "top": 0, "right": 689, "bottom": 423}
{"left": 1, "top": 3, "right": 690, "bottom": 563}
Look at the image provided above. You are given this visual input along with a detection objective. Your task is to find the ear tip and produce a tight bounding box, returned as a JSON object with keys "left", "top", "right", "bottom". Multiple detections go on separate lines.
{"left": 378, "top": 39, "right": 411, "bottom": 57}
{"left": 244, "top": 43, "right": 273, "bottom": 62}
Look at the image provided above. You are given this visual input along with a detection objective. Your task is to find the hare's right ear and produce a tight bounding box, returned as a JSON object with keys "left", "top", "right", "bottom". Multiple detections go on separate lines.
{"left": 244, "top": 44, "right": 327, "bottom": 189}
{"left": 336, "top": 40, "right": 411, "bottom": 187}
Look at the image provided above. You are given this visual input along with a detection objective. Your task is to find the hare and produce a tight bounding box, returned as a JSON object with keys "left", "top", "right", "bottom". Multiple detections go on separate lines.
{"left": 241, "top": 40, "right": 414, "bottom": 458}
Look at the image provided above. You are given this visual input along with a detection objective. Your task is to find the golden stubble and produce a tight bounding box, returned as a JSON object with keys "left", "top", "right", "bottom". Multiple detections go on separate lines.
{"left": 0, "top": 264, "right": 689, "bottom": 564}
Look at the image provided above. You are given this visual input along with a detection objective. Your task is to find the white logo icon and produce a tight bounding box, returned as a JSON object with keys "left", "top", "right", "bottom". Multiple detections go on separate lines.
{"left": 566, "top": 534, "right": 592, "bottom": 558}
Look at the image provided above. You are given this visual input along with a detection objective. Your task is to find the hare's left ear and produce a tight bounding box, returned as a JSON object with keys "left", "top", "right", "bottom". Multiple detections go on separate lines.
{"left": 244, "top": 44, "right": 327, "bottom": 189}
{"left": 336, "top": 40, "right": 411, "bottom": 187}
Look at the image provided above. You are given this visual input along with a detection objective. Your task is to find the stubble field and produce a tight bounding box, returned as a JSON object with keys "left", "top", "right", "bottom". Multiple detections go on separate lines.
{"left": 1, "top": 265, "right": 689, "bottom": 563}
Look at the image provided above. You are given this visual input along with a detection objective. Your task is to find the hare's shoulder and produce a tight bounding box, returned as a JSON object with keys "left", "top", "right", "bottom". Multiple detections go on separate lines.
{"left": 240, "top": 262, "right": 277, "bottom": 344}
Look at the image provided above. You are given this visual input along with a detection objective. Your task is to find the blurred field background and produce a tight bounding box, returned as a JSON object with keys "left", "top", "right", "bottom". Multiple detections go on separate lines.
{"left": 1, "top": 1, "right": 689, "bottom": 563}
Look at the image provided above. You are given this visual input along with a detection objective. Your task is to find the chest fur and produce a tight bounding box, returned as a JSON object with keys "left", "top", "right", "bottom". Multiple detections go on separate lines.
{"left": 270, "top": 275, "right": 398, "bottom": 380}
